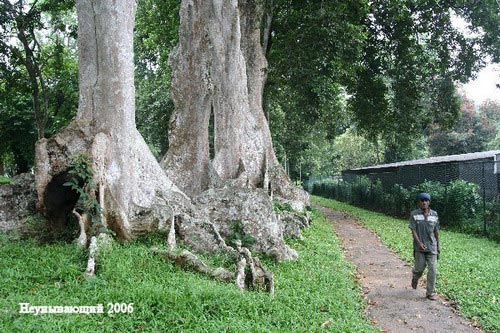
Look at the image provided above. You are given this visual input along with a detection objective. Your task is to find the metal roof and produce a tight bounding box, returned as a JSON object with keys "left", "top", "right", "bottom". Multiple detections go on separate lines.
{"left": 347, "top": 150, "right": 500, "bottom": 172}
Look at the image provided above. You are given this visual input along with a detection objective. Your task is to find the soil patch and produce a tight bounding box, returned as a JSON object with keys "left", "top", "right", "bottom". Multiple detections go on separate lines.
{"left": 317, "top": 205, "right": 483, "bottom": 333}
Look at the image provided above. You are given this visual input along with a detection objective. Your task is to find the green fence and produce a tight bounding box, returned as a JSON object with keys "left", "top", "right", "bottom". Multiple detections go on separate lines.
{"left": 312, "top": 176, "right": 500, "bottom": 241}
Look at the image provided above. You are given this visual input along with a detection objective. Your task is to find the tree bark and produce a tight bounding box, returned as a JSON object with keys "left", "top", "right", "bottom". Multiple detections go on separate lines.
{"left": 161, "top": 0, "right": 309, "bottom": 211}
{"left": 35, "top": 0, "right": 191, "bottom": 239}
{"left": 34, "top": 0, "right": 304, "bottom": 263}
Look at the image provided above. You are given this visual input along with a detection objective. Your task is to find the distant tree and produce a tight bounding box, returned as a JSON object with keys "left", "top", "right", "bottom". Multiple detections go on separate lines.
{"left": 134, "top": 0, "right": 179, "bottom": 157}
{"left": 488, "top": 134, "right": 500, "bottom": 150}
{"left": 0, "top": 0, "right": 75, "bottom": 138}
{"left": 267, "top": 0, "right": 367, "bottom": 172}
{"left": 0, "top": 0, "right": 77, "bottom": 174}
{"left": 331, "top": 129, "right": 383, "bottom": 173}
{"left": 479, "top": 100, "right": 500, "bottom": 149}
{"left": 427, "top": 96, "right": 497, "bottom": 155}
{"left": 267, "top": 0, "right": 499, "bottom": 168}
{"left": 0, "top": 76, "right": 35, "bottom": 173}
{"left": 479, "top": 100, "right": 500, "bottom": 126}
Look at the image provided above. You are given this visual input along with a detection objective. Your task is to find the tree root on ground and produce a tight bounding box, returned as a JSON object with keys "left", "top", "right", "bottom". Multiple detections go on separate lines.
{"left": 150, "top": 247, "right": 235, "bottom": 282}
{"left": 151, "top": 244, "right": 274, "bottom": 295}
{"left": 151, "top": 217, "right": 274, "bottom": 294}
{"left": 72, "top": 209, "right": 88, "bottom": 248}
{"left": 84, "top": 233, "right": 112, "bottom": 277}
{"left": 85, "top": 236, "right": 98, "bottom": 276}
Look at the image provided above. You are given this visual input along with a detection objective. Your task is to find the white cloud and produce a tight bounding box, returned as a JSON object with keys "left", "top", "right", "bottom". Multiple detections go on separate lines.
{"left": 463, "top": 63, "right": 500, "bottom": 104}
{"left": 450, "top": 12, "right": 499, "bottom": 104}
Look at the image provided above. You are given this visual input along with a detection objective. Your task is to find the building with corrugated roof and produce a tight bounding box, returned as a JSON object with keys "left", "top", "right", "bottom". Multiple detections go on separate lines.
{"left": 342, "top": 150, "right": 500, "bottom": 200}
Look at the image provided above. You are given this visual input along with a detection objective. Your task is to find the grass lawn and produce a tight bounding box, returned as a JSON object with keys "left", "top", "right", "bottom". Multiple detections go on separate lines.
{"left": 313, "top": 195, "right": 500, "bottom": 332}
{"left": 0, "top": 210, "right": 377, "bottom": 332}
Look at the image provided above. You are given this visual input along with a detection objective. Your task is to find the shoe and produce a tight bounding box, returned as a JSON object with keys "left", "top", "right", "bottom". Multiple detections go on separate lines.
{"left": 411, "top": 278, "right": 418, "bottom": 289}
{"left": 426, "top": 293, "right": 437, "bottom": 300}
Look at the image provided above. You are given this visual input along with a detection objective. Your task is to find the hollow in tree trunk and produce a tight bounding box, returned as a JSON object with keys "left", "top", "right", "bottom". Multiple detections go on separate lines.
{"left": 35, "top": 0, "right": 306, "bottom": 271}
{"left": 35, "top": 0, "right": 191, "bottom": 240}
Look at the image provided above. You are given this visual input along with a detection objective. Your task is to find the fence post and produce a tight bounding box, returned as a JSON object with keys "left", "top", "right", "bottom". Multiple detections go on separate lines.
{"left": 444, "top": 166, "right": 448, "bottom": 219}
{"left": 372, "top": 179, "right": 375, "bottom": 209}
{"left": 339, "top": 178, "right": 341, "bottom": 202}
{"left": 482, "top": 162, "right": 487, "bottom": 235}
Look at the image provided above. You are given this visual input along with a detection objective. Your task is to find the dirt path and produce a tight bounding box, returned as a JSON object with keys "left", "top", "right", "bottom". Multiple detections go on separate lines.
{"left": 317, "top": 205, "right": 483, "bottom": 333}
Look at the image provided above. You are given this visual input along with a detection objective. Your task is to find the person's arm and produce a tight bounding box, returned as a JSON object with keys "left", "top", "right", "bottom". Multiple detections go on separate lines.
{"left": 409, "top": 214, "right": 426, "bottom": 251}
{"left": 412, "top": 229, "right": 426, "bottom": 251}
{"left": 435, "top": 214, "right": 440, "bottom": 254}
{"left": 434, "top": 229, "right": 439, "bottom": 253}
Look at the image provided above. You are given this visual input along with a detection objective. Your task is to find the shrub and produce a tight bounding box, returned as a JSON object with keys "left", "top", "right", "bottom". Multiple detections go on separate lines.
{"left": 387, "top": 184, "right": 412, "bottom": 216}
{"left": 484, "top": 197, "right": 500, "bottom": 240}
{"left": 413, "top": 180, "right": 481, "bottom": 227}
{"left": 313, "top": 177, "right": 486, "bottom": 231}
{"left": 350, "top": 176, "right": 371, "bottom": 206}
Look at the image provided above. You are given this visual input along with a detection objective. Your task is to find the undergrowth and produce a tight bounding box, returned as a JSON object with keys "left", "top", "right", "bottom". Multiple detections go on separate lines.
{"left": 313, "top": 195, "right": 500, "bottom": 332}
{"left": 0, "top": 175, "right": 10, "bottom": 185}
{"left": 0, "top": 212, "right": 376, "bottom": 332}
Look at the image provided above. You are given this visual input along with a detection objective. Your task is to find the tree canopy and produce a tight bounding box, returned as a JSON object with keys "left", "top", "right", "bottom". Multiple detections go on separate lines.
{"left": 0, "top": 0, "right": 498, "bottom": 177}
{"left": 0, "top": 0, "right": 77, "bottom": 173}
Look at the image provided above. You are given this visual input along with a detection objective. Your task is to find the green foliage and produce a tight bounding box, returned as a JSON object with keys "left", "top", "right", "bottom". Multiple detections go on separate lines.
{"left": 63, "top": 154, "right": 104, "bottom": 234}
{"left": 0, "top": 212, "right": 377, "bottom": 332}
{"left": 228, "top": 220, "right": 257, "bottom": 250}
{"left": 313, "top": 177, "right": 486, "bottom": 232}
{"left": 479, "top": 100, "right": 500, "bottom": 150}
{"left": 267, "top": 0, "right": 499, "bottom": 175}
{"left": 312, "top": 196, "right": 500, "bottom": 332}
{"left": 42, "top": 36, "right": 79, "bottom": 136}
{"left": 313, "top": 177, "right": 413, "bottom": 216}
{"left": 0, "top": 0, "right": 77, "bottom": 174}
{"left": 298, "top": 128, "right": 386, "bottom": 178}
{"left": 484, "top": 198, "right": 500, "bottom": 239}
{"left": 426, "top": 95, "right": 497, "bottom": 156}
{"left": 134, "top": 0, "right": 180, "bottom": 157}
{"left": 479, "top": 100, "right": 500, "bottom": 126}
{"left": 267, "top": 0, "right": 366, "bottom": 178}
{"left": 272, "top": 200, "right": 294, "bottom": 213}
{"left": 350, "top": 1, "right": 498, "bottom": 158}
{"left": 416, "top": 180, "right": 482, "bottom": 227}
{"left": 488, "top": 133, "right": 500, "bottom": 150}
{"left": 0, "top": 175, "right": 10, "bottom": 184}
{"left": 1, "top": 0, "right": 497, "bottom": 178}
{"left": 0, "top": 78, "right": 38, "bottom": 174}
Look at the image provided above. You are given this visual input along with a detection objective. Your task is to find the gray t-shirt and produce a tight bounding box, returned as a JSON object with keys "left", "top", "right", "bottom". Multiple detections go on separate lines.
{"left": 408, "top": 208, "right": 440, "bottom": 254}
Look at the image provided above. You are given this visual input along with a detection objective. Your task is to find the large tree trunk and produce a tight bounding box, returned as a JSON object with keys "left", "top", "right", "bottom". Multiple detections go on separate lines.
{"left": 34, "top": 0, "right": 304, "bottom": 265}
{"left": 161, "top": 0, "right": 309, "bottom": 211}
{"left": 34, "top": 0, "right": 191, "bottom": 239}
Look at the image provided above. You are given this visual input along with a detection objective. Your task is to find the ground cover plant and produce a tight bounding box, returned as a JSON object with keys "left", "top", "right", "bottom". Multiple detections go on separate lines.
{"left": 313, "top": 196, "right": 500, "bottom": 332}
{"left": 0, "top": 175, "right": 9, "bottom": 185}
{"left": 0, "top": 211, "right": 377, "bottom": 332}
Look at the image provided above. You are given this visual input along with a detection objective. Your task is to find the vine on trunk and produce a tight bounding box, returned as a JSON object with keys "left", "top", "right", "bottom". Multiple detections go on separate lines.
{"left": 63, "top": 154, "right": 107, "bottom": 245}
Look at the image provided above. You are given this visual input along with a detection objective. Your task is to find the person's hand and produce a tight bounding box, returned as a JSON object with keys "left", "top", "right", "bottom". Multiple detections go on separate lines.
{"left": 418, "top": 242, "right": 427, "bottom": 251}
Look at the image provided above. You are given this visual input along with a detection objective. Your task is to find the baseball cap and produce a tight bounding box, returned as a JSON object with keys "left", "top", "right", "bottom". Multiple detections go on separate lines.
{"left": 417, "top": 192, "right": 431, "bottom": 201}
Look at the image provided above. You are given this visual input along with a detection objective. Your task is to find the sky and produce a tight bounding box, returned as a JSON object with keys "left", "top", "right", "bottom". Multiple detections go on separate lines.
{"left": 451, "top": 13, "right": 499, "bottom": 105}
{"left": 462, "top": 63, "right": 500, "bottom": 105}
